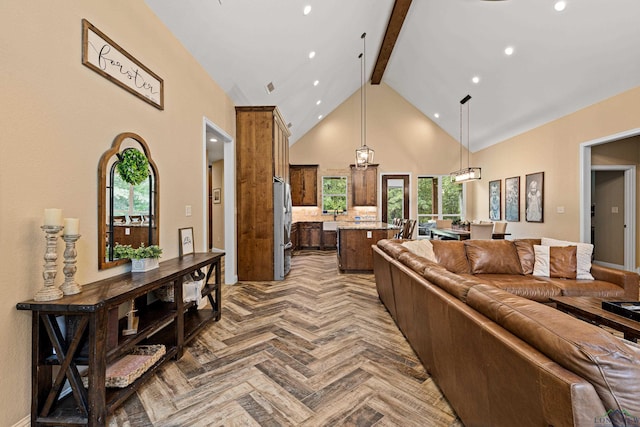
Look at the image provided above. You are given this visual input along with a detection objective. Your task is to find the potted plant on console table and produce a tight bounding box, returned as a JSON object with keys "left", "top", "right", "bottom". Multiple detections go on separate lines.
{"left": 113, "top": 244, "right": 163, "bottom": 272}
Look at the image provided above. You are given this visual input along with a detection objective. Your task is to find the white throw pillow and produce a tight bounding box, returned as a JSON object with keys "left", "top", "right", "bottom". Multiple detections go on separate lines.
{"left": 541, "top": 237, "right": 594, "bottom": 280}
{"left": 401, "top": 239, "right": 436, "bottom": 262}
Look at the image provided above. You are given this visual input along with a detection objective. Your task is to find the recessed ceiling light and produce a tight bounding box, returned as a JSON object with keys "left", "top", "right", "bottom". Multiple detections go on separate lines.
{"left": 313, "top": 80, "right": 319, "bottom": 86}
{"left": 554, "top": 1, "right": 566, "bottom": 11}
{"left": 303, "top": 5, "right": 311, "bottom": 15}
{"left": 318, "top": 114, "right": 323, "bottom": 120}
{"left": 504, "top": 46, "right": 514, "bottom": 56}
{"left": 308, "top": 51, "right": 316, "bottom": 59}
{"left": 472, "top": 76, "right": 480, "bottom": 84}
{"left": 209, "top": 138, "right": 218, "bottom": 142}
{"left": 316, "top": 100, "right": 322, "bottom": 105}
{"left": 434, "top": 113, "right": 440, "bottom": 119}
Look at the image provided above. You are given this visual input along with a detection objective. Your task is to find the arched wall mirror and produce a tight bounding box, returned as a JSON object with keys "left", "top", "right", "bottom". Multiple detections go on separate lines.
{"left": 98, "top": 132, "right": 159, "bottom": 270}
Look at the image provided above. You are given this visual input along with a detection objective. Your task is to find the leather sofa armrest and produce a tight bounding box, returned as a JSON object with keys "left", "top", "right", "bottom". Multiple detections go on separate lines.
{"left": 590, "top": 264, "right": 639, "bottom": 299}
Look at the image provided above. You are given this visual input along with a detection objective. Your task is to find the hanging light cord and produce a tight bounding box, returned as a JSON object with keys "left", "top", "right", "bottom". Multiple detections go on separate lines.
{"left": 459, "top": 95, "right": 472, "bottom": 169}
{"left": 360, "top": 32, "right": 367, "bottom": 149}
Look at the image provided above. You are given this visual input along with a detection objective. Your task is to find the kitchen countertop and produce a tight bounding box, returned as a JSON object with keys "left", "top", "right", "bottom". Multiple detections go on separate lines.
{"left": 335, "top": 221, "right": 397, "bottom": 230}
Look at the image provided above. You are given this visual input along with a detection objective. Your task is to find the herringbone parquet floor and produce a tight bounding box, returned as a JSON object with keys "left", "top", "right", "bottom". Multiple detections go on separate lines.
{"left": 108, "top": 251, "right": 462, "bottom": 426}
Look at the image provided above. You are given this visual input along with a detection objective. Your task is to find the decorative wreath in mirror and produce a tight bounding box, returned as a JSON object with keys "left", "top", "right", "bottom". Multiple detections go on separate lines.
{"left": 116, "top": 148, "right": 150, "bottom": 185}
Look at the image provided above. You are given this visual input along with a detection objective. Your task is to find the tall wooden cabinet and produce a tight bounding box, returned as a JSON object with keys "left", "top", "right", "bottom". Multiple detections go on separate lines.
{"left": 290, "top": 164, "right": 318, "bottom": 206}
{"left": 236, "top": 106, "right": 290, "bottom": 281}
{"left": 351, "top": 164, "right": 378, "bottom": 206}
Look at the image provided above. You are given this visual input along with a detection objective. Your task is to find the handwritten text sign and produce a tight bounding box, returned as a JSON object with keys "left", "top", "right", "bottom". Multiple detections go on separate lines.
{"left": 82, "top": 19, "right": 164, "bottom": 110}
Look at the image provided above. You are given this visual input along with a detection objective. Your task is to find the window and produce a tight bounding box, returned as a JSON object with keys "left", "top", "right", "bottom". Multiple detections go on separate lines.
{"left": 113, "top": 171, "right": 151, "bottom": 217}
{"left": 322, "top": 176, "right": 347, "bottom": 212}
{"left": 417, "top": 175, "right": 464, "bottom": 237}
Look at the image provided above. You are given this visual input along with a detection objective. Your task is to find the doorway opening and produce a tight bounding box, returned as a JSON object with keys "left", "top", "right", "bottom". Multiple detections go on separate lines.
{"left": 580, "top": 129, "right": 639, "bottom": 272}
{"left": 381, "top": 174, "right": 410, "bottom": 224}
{"left": 203, "top": 118, "right": 237, "bottom": 285}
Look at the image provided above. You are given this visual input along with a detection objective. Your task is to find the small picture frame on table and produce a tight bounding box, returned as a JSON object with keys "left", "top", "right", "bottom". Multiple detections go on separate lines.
{"left": 179, "top": 227, "right": 194, "bottom": 256}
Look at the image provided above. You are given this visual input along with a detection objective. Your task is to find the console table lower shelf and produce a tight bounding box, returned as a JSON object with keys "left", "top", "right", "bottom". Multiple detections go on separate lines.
{"left": 17, "top": 251, "right": 224, "bottom": 426}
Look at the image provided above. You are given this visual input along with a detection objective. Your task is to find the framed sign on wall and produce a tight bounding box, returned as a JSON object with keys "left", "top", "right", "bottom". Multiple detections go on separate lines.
{"left": 82, "top": 19, "right": 164, "bottom": 110}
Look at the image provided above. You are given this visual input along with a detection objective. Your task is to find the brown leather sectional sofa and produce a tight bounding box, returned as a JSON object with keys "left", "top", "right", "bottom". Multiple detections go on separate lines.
{"left": 373, "top": 238, "right": 640, "bottom": 427}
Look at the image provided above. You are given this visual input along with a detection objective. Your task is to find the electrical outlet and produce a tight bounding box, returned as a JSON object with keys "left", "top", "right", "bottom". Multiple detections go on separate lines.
{"left": 367, "top": 231, "right": 372, "bottom": 238}
{"left": 556, "top": 206, "right": 565, "bottom": 214}
{"left": 612, "top": 206, "right": 619, "bottom": 213}
{"left": 185, "top": 205, "right": 192, "bottom": 216}
{"left": 125, "top": 228, "right": 130, "bottom": 235}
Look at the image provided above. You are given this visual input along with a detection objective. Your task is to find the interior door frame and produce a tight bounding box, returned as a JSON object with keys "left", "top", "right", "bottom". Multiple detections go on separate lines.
{"left": 580, "top": 128, "right": 639, "bottom": 272}
{"left": 381, "top": 174, "right": 410, "bottom": 223}
{"left": 203, "top": 117, "right": 237, "bottom": 285}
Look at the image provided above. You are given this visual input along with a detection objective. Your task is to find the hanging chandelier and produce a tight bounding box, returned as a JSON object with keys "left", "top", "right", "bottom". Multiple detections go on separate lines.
{"left": 451, "top": 94, "right": 481, "bottom": 183}
{"left": 355, "top": 32, "right": 374, "bottom": 170}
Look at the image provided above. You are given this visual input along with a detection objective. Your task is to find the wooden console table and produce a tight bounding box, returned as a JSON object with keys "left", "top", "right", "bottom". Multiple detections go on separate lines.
{"left": 17, "top": 251, "right": 224, "bottom": 426}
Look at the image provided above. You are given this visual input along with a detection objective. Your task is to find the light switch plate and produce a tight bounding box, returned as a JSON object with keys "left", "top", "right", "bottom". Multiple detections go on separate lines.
{"left": 185, "top": 205, "right": 192, "bottom": 216}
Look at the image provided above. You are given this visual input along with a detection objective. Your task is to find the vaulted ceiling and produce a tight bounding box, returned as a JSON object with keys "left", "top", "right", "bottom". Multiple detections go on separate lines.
{"left": 145, "top": 0, "right": 640, "bottom": 152}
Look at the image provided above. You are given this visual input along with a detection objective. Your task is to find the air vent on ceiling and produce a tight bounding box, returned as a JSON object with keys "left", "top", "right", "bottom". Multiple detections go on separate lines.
{"left": 265, "top": 82, "right": 275, "bottom": 94}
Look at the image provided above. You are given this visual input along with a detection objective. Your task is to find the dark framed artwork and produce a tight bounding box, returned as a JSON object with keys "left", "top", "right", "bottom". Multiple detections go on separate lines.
{"left": 489, "top": 180, "right": 501, "bottom": 221}
{"left": 213, "top": 188, "right": 221, "bottom": 204}
{"left": 505, "top": 176, "right": 520, "bottom": 222}
{"left": 525, "top": 172, "right": 544, "bottom": 223}
{"left": 179, "top": 227, "right": 195, "bottom": 256}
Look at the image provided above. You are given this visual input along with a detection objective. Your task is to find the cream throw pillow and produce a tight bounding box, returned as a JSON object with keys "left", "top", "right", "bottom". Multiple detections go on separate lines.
{"left": 402, "top": 239, "right": 436, "bottom": 262}
{"left": 541, "top": 237, "right": 594, "bottom": 280}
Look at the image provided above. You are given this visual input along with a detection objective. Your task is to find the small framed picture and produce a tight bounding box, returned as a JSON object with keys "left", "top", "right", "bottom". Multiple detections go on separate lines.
{"left": 525, "top": 172, "right": 544, "bottom": 223}
{"left": 505, "top": 176, "right": 520, "bottom": 222}
{"left": 179, "top": 227, "right": 195, "bottom": 256}
{"left": 489, "top": 180, "right": 501, "bottom": 221}
{"left": 213, "top": 188, "right": 221, "bottom": 204}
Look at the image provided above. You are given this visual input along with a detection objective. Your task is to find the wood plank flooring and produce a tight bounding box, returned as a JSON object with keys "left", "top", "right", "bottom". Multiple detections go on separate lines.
{"left": 108, "top": 251, "right": 462, "bottom": 426}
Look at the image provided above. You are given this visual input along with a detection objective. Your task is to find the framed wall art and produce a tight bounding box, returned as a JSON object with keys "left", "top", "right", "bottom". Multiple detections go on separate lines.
{"left": 525, "top": 172, "right": 544, "bottom": 223}
{"left": 489, "top": 180, "right": 501, "bottom": 221}
{"left": 505, "top": 176, "right": 520, "bottom": 222}
{"left": 179, "top": 227, "right": 195, "bottom": 256}
{"left": 82, "top": 19, "right": 164, "bottom": 110}
{"left": 213, "top": 188, "right": 221, "bottom": 204}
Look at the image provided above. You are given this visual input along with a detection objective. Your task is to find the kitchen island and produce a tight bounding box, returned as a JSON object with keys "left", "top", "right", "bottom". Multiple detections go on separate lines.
{"left": 336, "top": 221, "right": 397, "bottom": 272}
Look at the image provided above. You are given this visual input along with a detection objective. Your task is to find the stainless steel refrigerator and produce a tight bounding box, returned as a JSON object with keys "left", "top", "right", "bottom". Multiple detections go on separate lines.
{"left": 274, "top": 177, "right": 292, "bottom": 280}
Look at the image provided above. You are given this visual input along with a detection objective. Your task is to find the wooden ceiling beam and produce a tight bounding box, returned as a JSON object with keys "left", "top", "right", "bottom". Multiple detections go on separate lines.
{"left": 371, "top": 0, "right": 412, "bottom": 85}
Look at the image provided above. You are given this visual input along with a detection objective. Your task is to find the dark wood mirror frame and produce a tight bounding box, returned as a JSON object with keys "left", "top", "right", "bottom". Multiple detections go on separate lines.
{"left": 98, "top": 132, "right": 159, "bottom": 270}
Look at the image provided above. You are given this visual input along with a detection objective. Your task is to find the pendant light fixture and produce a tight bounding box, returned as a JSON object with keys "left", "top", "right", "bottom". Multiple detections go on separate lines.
{"left": 451, "top": 94, "right": 481, "bottom": 183}
{"left": 355, "top": 32, "right": 374, "bottom": 170}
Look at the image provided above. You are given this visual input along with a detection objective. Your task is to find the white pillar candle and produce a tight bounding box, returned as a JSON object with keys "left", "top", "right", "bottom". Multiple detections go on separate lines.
{"left": 64, "top": 218, "right": 79, "bottom": 235}
{"left": 44, "top": 209, "right": 63, "bottom": 226}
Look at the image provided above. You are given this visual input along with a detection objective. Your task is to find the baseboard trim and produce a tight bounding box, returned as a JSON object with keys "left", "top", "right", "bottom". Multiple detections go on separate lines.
{"left": 12, "top": 415, "right": 30, "bottom": 427}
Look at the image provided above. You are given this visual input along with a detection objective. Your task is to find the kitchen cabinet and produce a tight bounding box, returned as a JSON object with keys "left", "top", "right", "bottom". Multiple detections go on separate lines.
{"left": 236, "top": 106, "right": 290, "bottom": 280}
{"left": 298, "top": 222, "right": 322, "bottom": 249}
{"left": 322, "top": 230, "right": 337, "bottom": 250}
{"left": 337, "top": 225, "right": 394, "bottom": 271}
{"left": 290, "top": 222, "right": 298, "bottom": 251}
{"left": 290, "top": 164, "right": 318, "bottom": 206}
{"left": 351, "top": 164, "right": 378, "bottom": 206}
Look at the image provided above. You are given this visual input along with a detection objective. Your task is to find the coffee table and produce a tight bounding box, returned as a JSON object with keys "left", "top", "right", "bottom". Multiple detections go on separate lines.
{"left": 550, "top": 296, "right": 640, "bottom": 342}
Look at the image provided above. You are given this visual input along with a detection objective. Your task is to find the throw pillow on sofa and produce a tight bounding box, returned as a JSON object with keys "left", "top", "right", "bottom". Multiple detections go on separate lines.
{"left": 464, "top": 240, "right": 523, "bottom": 275}
{"left": 541, "top": 237, "right": 594, "bottom": 280}
{"left": 401, "top": 239, "right": 436, "bottom": 262}
{"left": 532, "top": 245, "right": 578, "bottom": 279}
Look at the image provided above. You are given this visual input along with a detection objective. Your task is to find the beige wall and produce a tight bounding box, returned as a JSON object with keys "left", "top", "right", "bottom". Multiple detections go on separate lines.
{"left": 290, "top": 83, "right": 465, "bottom": 221}
{"left": 470, "top": 87, "right": 640, "bottom": 242}
{"left": 292, "top": 81, "right": 640, "bottom": 251}
{"left": 0, "top": 1, "right": 235, "bottom": 424}
{"left": 211, "top": 160, "right": 225, "bottom": 249}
